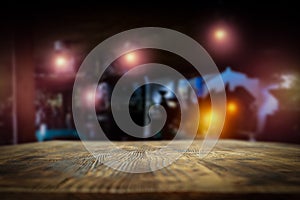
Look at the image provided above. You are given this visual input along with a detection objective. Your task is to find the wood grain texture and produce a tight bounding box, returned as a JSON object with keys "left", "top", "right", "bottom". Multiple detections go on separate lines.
{"left": 0, "top": 140, "right": 299, "bottom": 200}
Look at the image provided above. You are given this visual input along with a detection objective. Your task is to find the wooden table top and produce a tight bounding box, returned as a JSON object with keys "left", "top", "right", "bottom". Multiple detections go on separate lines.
{"left": 0, "top": 140, "right": 299, "bottom": 200}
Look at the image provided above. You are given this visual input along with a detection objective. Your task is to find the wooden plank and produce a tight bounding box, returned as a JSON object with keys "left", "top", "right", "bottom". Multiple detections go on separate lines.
{"left": 0, "top": 140, "right": 299, "bottom": 200}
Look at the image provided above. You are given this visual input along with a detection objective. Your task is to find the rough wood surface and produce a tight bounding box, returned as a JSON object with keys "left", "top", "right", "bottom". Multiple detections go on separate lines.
{"left": 0, "top": 140, "right": 299, "bottom": 200}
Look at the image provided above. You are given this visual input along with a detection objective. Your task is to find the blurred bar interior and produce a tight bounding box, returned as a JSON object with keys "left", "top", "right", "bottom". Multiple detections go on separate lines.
{"left": 0, "top": 2, "right": 299, "bottom": 145}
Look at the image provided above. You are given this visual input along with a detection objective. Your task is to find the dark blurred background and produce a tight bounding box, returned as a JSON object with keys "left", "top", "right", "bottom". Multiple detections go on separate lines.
{"left": 0, "top": 1, "right": 299, "bottom": 145}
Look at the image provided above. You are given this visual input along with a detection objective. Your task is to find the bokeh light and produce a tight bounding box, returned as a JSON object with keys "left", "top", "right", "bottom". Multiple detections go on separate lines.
{"left": 55, "top": 56, "right": 67, "bottom": 69}
{"left": 125, "top": 52, "right": 137, "bottom": 64}
{"left": 215, "top": 29, "right": 226, "bottom": 41}
{"left": 227, "top": 102, "right": 237, "bottom": 113}
{"left": 84, "top": 89, "right": 95, "bottom": 107}
{"left": 207, "top": 22, "right": 238, "bottom": 55}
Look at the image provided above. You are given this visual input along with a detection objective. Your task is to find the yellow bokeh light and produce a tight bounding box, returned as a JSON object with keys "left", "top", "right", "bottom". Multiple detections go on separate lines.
{"left": 204, "top": 111, "right": 217, "bottom": 124}
{"left": 227, "top": 102, "right": 237, "bottom": 113}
